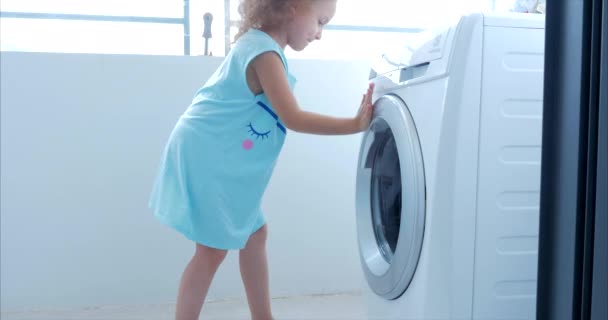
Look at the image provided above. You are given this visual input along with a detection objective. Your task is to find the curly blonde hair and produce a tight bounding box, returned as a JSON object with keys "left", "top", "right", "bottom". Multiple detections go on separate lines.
{"left": 234, "top": 0, "right": 303, "bottom": 41}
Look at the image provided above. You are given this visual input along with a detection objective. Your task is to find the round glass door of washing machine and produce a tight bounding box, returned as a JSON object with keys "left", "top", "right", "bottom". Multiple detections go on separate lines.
{"left": 355, "top": 94, "right": 426, "bottom": 300}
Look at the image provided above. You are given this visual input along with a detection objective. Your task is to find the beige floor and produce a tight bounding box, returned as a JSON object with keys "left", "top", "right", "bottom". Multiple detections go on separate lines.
{"left": 1, "top": 292, "right": 368, "bottom": 320}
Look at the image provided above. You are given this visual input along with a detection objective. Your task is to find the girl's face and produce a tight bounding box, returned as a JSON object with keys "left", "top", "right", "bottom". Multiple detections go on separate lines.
{"left": 285, "top": 0, "right": 337, "bottom": 51}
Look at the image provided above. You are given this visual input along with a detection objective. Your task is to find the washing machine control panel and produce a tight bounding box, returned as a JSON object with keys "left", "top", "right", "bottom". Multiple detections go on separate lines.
{"left": 409, "top": 28, "right": 451, "bottom": 66}
{"left": 370, "top": 26, "right": 454, "bottom": 91}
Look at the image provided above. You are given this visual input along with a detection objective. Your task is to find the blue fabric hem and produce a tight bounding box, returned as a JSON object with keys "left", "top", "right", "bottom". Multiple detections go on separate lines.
{"left": 154, "top": 211, "right": 265, "bottom": 250}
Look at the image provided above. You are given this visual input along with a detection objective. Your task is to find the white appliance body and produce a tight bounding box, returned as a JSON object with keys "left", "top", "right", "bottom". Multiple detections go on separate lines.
{"left": 356, "top": 13, "right": 545, "bottom": 319}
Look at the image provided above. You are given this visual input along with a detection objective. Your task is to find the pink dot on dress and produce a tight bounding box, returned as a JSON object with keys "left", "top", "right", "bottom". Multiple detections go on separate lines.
{"left": 243, "top": 139, "right": 253, "bottom": 150}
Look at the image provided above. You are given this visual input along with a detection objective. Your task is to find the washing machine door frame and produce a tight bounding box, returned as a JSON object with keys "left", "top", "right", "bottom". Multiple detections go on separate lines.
{"left": 356, "top": 93, "right": 426, "bottom": 300}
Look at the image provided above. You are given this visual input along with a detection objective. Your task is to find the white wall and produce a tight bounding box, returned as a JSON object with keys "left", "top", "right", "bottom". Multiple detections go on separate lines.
{"left": 0, "top": 52, "right": 370, "bottom": 310}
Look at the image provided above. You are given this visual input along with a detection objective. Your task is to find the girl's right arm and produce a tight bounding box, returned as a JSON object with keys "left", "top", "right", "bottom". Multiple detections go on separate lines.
{"left": 251, "top": 52, "right": 374, "bottom": 135}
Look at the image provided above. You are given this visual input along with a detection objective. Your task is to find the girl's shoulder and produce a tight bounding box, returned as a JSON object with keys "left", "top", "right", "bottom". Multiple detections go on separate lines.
{"left": 230, "top": 29, "right": 288, "bottom": 70}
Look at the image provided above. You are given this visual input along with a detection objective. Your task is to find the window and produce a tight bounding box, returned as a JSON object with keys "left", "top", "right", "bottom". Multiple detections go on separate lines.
{"left": 1, "top": 18, "right": 184, "bottom": 55}
{"left": 0, "top": 0, "right": 186, "bottom": 55}
{"left": 0, "top": 0, "right": 183, "bottom": 17}
{"left": 1, "top": 0, "right": 519, "bottom": 57}
{"left": 189, "top": 0, "right": 229, "bottom": 56}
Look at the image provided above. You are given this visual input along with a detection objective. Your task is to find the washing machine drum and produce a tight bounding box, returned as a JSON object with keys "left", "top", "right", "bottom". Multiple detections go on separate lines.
{"left": 355, "top": 94, "right": 426, "bottom": 300}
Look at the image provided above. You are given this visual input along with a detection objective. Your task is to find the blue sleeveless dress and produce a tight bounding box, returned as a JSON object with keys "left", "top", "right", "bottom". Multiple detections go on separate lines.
{"left": 149, "top": 29, "right": 296, "bottom": 250}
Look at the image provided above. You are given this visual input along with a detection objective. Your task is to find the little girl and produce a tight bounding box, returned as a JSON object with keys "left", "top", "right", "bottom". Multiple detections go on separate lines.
{"left": 149, "top": 0, "right": 374, "bottom": 319}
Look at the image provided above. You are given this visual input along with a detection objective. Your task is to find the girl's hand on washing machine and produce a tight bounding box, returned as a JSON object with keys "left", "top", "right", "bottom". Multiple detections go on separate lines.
{"left": 355, "top": 83, "right": 375, "bottom": 132}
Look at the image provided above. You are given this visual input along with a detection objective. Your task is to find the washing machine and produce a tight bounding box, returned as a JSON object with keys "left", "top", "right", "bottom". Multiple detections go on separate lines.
{"left": 355, "top": 13, "right": 545, "bottom": 319}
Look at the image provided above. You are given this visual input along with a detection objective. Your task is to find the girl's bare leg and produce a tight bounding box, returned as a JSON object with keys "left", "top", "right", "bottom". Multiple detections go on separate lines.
{"left": 239, "top": 225, "right": 274, "bottom": 320}
{"left": 175, "top": 243, "right": 228, "bottom": 320}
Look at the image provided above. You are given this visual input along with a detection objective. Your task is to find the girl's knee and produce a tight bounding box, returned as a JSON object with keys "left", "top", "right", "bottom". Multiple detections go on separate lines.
{"left": 247, "top": 225, "right": 268, "bottom": 248}
{"left": 255, "top": 224, "right": 268, "bottom": 238}
{"left": 194, "top": 243, "right": 228, "bottom": 266}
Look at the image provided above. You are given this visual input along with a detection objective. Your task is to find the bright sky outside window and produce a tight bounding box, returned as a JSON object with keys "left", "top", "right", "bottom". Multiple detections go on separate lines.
{"left": 1, "top": 0, "right": 500, "bottom": 57}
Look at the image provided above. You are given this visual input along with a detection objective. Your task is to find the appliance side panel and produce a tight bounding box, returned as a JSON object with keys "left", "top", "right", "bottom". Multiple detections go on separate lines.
{"left": 474, "top": 25, "right": 545, "bottom": 320}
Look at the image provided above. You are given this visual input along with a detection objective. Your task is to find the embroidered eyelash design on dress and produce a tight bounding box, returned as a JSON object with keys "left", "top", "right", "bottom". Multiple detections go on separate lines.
{"left": 242, "top": 102, "right": 287, "bottom": 150}
{"left": 247, "top": 123, "right": 271, "bottom": 139}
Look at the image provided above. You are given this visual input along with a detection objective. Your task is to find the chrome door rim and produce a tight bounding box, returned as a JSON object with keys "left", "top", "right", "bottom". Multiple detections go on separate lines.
{"left": 356, "top": 94, "right": 426, "bottom": 300}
